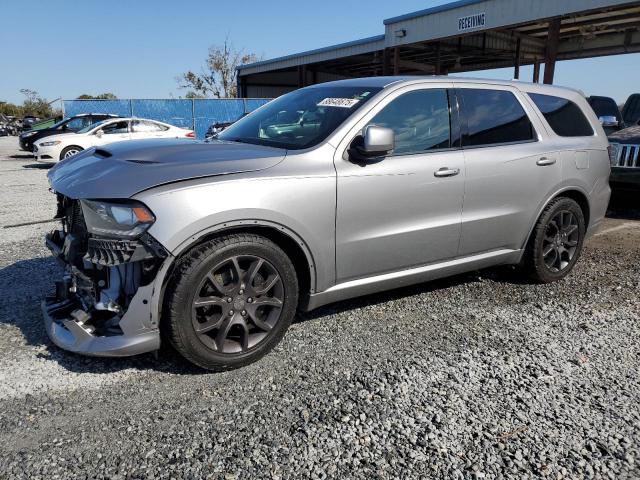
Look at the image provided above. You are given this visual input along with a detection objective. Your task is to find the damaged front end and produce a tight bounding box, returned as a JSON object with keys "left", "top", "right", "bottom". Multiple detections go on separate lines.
{"left": 42, "top": 194, "right": 171, "bottom": 357}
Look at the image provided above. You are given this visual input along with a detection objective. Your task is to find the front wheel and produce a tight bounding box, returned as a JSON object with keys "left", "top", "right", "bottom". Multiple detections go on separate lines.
{"left": 163, "top": 234, "right": 299, "bottom": 371}
{"left": 60, "top": 145, "right": 84, "bottom": 160}
{"left": 524, "top": 197, "right": 586, "bottom": 283}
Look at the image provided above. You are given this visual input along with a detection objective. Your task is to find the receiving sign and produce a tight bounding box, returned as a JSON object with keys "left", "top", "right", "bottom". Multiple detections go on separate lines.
{"left": 458, "top": 12, "right": 486, "bottom": 31}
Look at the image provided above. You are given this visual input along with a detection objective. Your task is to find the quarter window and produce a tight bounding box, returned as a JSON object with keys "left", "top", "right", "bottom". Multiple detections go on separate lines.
{"left": 132, "top": 120, "right": 167, "bottom": 132}
{"left": 366, "top": 89, "right": 451, "bottom": 155}
{"left": 529, "top": 93, "right": 594, "bottom": 137}
{"left": 458, "top": 88, "right": 535, "bottom": 147}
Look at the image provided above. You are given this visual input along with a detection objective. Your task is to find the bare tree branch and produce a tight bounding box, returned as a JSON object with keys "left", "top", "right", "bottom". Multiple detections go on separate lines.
{"left": 176, "top": 39, "right": 259, "bottom": 98}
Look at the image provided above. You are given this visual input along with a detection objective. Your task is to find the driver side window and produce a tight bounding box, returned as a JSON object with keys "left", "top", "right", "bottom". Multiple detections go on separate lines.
{"left": 366, "top": 89, "right": 451, "bottom": 155}
{"left": 66, "top": 117, "right": 92, "bottom": 129}
{"left": 102, "top": 120, "right": 129, "bottom": 135}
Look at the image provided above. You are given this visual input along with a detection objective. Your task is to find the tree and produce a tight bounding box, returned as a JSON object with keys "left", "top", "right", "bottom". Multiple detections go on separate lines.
{"left": 76, "top": 93, "right": 118, "bottom": 99}
{"left": 20, "top": 89, "right": 54, "bottom": 118}
{"left": 177, "top": 39, "right": 258, "bottom": 98}
{"left": 0, "top": 89, "right": 59, "bottom": 118}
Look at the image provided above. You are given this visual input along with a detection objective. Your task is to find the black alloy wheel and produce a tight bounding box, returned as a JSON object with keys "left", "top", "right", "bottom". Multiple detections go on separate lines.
{"left": 164, "top": 234, "right": 298, "bottom": 371}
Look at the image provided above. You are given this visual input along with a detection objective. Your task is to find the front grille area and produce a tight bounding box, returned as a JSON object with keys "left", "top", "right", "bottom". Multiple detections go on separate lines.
{"left": 86, "top": 238, "right": 139, "bottom": 265}
{"left": 612, "top": 144, "right": 640, "bottom": 168}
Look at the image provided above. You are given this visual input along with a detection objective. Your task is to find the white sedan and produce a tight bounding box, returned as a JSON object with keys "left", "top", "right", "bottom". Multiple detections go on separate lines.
{"left": 34, "top": 118, "right": 195, "bottom": 162}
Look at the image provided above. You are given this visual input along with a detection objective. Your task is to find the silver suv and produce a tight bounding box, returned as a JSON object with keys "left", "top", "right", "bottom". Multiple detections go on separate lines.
{"left": 44, "top": 77, "right": 611, "bottom": 370}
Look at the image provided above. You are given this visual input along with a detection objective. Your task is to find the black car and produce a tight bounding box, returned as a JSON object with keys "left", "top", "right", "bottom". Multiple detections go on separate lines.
{"left": 622, "top": 93, "right": 640, "bottom": 127}
{"left": 587, "top": 96, "right": 625, "bottom": 135}
{"left": 608, "top": 126, "right": 640, "bottom": 196}
{"left": 19, "top": 113, "right": 119, "bottom": 151}
{"left": 607, "top": 94, "right": 640, "bottom": 197}
{"left": 21, "top": 116, "right": 40, "bottom": 132}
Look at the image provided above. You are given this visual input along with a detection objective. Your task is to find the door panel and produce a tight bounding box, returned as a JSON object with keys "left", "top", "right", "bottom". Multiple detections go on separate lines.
{"left": 455, "top": 87, "right": 562, "bottom": 255}
{"left": 459, "top": 143, "right": 561, "bottom": 255}
{"left": 334, "top": 86, "right": 465, "bottom": 283}
{"left": 336, "top": 151, "right": 465, "bottom": 282}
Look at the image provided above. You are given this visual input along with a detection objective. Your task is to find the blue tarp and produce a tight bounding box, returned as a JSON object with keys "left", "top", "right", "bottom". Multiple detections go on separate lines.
{"left": 63, "top": 98, "right": 271, "bottom": 139}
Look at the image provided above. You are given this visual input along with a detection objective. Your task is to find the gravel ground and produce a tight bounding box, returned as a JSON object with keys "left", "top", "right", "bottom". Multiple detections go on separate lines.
{"left": 0, "top": 135, "right": 639, "bottom": 479}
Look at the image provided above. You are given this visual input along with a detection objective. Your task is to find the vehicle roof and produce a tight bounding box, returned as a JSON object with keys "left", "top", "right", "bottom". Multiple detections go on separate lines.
{"left": 307, "top": 76, "right": 584, "bottom": 98}
{"left": 72, "top": 113, "right": 120, "bottom": 117}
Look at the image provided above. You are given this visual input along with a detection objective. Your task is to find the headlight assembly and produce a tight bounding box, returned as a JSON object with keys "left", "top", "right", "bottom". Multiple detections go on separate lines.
{"left": 40, "top": 140, "right": 61, "bottom": 147}
{"left": 23, "top": 131, "right": 38, "bottom": 137}
{"left": 80, "top": 200, "right": 155, "bottom": 238}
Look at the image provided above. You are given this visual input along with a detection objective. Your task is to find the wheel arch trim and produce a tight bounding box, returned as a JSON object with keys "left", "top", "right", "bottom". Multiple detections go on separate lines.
{"left": 521, "top": 185, "right": 591, "bottom": 256}
{"left": 148, "top": 219, "right": 318, "bottom": 328}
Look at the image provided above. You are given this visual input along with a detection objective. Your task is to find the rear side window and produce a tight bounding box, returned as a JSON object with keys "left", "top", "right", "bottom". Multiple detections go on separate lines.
{"left": 132, "top": 120, "right": 167, "bottom": 132}
{"left": 457, "top": 89, "right": 535, "bottom": 147}
{"left": 529, "top": 93, "right": 594, "bottom": 137}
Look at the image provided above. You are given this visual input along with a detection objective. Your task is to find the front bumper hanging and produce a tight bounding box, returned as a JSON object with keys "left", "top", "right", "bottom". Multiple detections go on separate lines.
{"left": 42, "top": 227, "right": 169, "bottom": 357}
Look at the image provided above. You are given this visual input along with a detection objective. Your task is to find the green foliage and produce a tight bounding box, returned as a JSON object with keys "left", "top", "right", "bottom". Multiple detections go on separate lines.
{"left": 76, "top": 93, "right": 118, "bottom": 99}
{"left": 0, "top": 89, "right": 57, "bottom": 118}
{"left": 177, "top": 39, "right": 258, "bottom": 98}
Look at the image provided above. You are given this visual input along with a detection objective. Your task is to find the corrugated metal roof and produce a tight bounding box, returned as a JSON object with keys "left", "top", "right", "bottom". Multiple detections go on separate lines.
{"left": 237, "top": 34, "right": 385, "bottom": 74}
{"left": 383, "top": 0, "right": 487, "bottom": 25}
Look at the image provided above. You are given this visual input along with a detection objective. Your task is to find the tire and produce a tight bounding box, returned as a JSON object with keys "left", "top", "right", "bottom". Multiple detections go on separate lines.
{"left": 60, "top": 145, "right": 83, "bottom": 160}
{"left": 163, "top": 234, "right": 299, "bottom": 371}
{"left": 524, "top": 197, "right": 586, "bottom": 283}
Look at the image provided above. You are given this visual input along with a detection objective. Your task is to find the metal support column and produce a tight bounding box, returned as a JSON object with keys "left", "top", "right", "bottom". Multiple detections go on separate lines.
{"left": 382, "top": 48, "right": 391, "bottom": 75}
{"left": 544, "top": 18, "right": 561, "bottom": 84}
{"left": 393, "top": 47, "right": 400, "bottom": 75}
{"left": 514, "top": 37, "right": 521, "bottom": 80}
{"left": 533, "top": 59, "right": 540, "bottom": 83}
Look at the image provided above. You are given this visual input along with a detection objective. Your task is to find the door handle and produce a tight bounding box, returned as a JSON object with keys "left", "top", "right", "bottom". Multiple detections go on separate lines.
{"left": 434, "top": 167, "right": 460, "bottom": 178}
{"left": 536, "top": 157, "right": 556, "bottom": 166}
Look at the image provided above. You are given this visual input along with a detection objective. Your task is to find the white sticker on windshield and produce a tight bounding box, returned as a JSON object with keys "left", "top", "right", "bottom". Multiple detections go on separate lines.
{"left": 317, "top": 98, "right": 360, "bottom": 108}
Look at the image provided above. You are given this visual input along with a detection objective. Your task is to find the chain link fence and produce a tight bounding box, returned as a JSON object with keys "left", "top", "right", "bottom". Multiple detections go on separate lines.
{"left": 62, "top": 98, "right": 271, "bottom": 139}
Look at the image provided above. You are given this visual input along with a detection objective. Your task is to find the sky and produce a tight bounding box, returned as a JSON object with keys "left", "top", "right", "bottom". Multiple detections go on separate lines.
{"left": 0, "top": 0, "right": 638, "bottom": 105}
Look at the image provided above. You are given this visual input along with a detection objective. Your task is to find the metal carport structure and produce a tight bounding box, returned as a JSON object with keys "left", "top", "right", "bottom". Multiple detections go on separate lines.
{"left": 237, "top": 0, "right": 640, "bottom": 97}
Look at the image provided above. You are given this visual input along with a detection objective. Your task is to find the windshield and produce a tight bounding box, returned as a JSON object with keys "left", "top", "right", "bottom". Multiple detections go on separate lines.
{"left": 218, "top": 86, "right": 382, "bottom": 150}
{"left": 77, "top": 120, "right": 107, "bottom": 134}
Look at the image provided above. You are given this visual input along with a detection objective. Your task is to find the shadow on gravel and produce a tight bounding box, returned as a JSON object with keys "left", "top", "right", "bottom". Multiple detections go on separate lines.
{"left": 298, "top": 266, "right": 527, "bottom": 323}
{"left": 1, "top": 251, "right": 533, "bottom": 376}
{"left": 9, "top": 154, "right": 34, "bottom": 159}
{"left": 22, "top": 163, "right": 52, "bottom": 170}
{"left": 607, "top": 194, "right": 640, "bottom": 220}
{"left": 0, "top": 257, "right": 203, "bottom": 376}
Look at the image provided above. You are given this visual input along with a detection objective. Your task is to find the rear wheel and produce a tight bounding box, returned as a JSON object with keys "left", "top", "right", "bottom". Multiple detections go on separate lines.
{"left": 163, "top": 234, "right": 298, "bottom": 371}
{"left": 524, "top": 197, "right": 586, "bottom": 283}
{"left": 60, "top": 145, "right": 83, "bottom": 160}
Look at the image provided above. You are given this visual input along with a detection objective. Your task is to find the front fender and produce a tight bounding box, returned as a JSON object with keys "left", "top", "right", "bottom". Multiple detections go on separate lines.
{"left": 134, "top": 174, "right": 336, "bottom": 294}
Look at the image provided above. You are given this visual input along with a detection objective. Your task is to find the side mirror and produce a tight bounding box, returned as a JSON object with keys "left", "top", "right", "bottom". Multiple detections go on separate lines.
{"left": 95, "top": 129, "right": 103, "bottom": 138}
{"left": 362, "top": 125, "right": 394, "bottom": 155}
{"left": 598, "top": 115, "right": 619, "bottom": 128}
{"left": 348, "top": 125, "right": 395, "bottom": 162}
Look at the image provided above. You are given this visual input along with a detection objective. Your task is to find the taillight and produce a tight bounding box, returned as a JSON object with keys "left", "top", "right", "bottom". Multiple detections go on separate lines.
{"left": 185, "top": 131, "right": 195, "bottom": 138}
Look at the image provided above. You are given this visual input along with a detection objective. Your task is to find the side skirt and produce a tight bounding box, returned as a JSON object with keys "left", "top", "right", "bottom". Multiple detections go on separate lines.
{"left": 305, "top": 249, "right": 522, "bottom": 311}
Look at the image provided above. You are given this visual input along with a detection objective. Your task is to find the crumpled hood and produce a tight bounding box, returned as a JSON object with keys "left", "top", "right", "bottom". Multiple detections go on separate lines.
{"left": 48, "top": 139, "right": 286, "bottom": 199}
